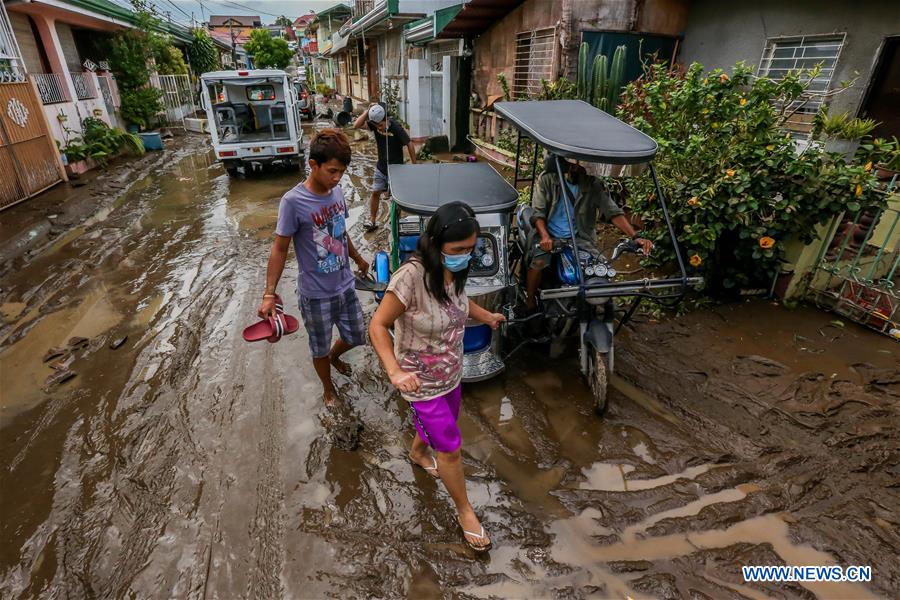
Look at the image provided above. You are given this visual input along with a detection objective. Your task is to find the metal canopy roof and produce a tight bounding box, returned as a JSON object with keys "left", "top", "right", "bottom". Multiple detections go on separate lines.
{"left": 494, "top": 100, "right": 658, "bottom": 164}
{"left": 388, "top": 163, "right": 518, "bottom": 215}
{"left": 436, "top": 0, "right": 524, "bottom": 38}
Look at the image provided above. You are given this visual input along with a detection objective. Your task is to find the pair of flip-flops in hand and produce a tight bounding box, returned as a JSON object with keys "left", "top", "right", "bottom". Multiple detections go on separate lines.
{"left": 242, "top": 294, "right": 300, "bottom": 343}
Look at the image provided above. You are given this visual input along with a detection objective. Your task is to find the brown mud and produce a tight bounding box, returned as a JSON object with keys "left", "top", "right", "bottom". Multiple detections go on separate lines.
{"left": 1, "top": 122, "right": 898, "bottom": 599}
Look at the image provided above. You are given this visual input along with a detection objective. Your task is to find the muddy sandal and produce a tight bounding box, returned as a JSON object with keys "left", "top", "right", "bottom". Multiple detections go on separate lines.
{"left": 458, "top": 518, "right": 492, "bottom": 552}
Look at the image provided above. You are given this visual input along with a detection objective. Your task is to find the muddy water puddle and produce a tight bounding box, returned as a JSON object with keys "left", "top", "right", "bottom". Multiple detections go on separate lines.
{"left": 2, "top": 125, "right": 895, "bottom": 598}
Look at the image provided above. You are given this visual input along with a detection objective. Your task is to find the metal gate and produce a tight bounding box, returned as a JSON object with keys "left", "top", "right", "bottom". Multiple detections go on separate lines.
{"left": 0, "top": 80, "right": 65, "bottom": 210}
{"left": 155, "top": 74, "right": 196, "bottom": 128}
{"left": 96, "top": 74, "right": 120, "bottom": 129}
{"left": 808, "top": 179, "right": 900, "bottom": 337}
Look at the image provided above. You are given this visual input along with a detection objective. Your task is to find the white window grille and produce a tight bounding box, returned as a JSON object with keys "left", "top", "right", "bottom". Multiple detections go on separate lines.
{"left": 513, "top": 27, "right": 556, "bottom": 98}
{"left": 757, "top": 34, "right": 846, "bottom": 136}
{"left": 0, "top": 2, "right": 26, "bottom": 82}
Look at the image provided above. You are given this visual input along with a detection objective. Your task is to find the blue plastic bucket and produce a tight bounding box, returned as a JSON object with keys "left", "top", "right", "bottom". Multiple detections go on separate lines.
{"left": 139, "top": 132, "right": 163, "bottom": 151}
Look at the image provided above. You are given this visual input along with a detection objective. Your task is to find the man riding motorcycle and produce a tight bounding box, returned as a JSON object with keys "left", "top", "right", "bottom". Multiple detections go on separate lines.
{"left": 525, "top": 156, "right": 654, "bottom": 310}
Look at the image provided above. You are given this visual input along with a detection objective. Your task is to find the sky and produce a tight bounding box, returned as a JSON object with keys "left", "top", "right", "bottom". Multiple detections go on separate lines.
{"left": 119, "top": 0, "right": 348, "bottom": 27}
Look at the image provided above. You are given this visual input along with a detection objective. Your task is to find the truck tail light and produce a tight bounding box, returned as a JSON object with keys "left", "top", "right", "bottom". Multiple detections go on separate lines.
{"left": 238, "top": 71, "right": 248, "bottom": 76}
{"left": 276, "top": 146, "right": 294, "bottom": 153}
{"left": 219, "top": 150, "right": 237, "bottom": 157}
{"left": 301, "top": 91, "right": 308, "bottom": 99}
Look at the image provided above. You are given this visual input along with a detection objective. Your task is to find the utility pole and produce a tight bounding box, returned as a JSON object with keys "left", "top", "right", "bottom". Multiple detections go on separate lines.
{"left": 230, "top": 19, "right": 237, "bottom": 66}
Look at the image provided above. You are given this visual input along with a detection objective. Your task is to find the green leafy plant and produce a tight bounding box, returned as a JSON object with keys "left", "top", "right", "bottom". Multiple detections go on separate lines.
{"left": 62, "top": 117, "right": 144, "bottom": 166}
{"left": 417, "top": 145, "right": 433, "bottom": 161}
{"left": 380, "top": 81, "right": 402, "bottom": 118}
{"left": 856, "top": 136, "right": 900, "bottom": 172}
{"left": 107, "top": 1, "right": 176, "bottom": 129}
{"left": 536, "top": 77, "right": 577, "bottom": 100}
{"left": 497, "top": 72, "right": 511, "bottom": 102}
{"left": 813, "top": 107, "right": 878, "bottom": 141}
{"left": 189, "top": 28, "right": 219, "bottom": 75}
{"left": 155, "top": 44, "right": 188, "bottom": 75}
{"left": 120, "top": 87, "right": 164, "bottom": 130}
{"left": 244, "top": 29, "right": 293, "bottom": 69}
{"left": 315, "top": 83, "right": 335, "bottom": 98}
{"left": 617, "top": 62, "right": 886, "bottom": 293}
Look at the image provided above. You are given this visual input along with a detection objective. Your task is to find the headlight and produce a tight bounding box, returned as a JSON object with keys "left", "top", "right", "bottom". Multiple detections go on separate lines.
{"left": 585, "top": 266, "right": 595, "bottom": 276}
{"left": 607, "top": 267, "right": 617, "bottom": 278}
{"left": 594, "top": 264, "right": 608, "bottom": 277}
{"left": 481, "top": 254, "right": 494, "bottom": 267}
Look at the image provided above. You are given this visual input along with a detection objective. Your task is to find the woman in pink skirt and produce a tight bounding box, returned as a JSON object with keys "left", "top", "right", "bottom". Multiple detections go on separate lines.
{"left": 369, "top": 201, "right": 505, "bottom": 552}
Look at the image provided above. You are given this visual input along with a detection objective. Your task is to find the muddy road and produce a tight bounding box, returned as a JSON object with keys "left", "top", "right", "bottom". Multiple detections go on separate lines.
{"left": 1, "top": 123, "right": 898, "bottom": 599}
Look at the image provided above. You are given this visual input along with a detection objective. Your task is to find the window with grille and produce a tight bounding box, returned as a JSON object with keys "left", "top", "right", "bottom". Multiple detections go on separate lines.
{"left": 513, "top": 27, "right": 555, "bottom": 98}
{"left": 757, "top": 34, "right": 846, "bottom": 137}
{"left": 349, "top": 45, "right": 359, "bottom": 75}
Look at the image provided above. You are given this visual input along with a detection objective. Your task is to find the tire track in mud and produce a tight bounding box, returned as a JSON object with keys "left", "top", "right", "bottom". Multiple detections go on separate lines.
{"left": 244, "top": 349, "right": 286, "bottom": 600}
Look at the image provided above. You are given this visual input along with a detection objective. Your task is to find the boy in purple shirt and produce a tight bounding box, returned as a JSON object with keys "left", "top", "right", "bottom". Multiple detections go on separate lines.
{"left": 258, "top": 129, "right": 369, "bottom": 406}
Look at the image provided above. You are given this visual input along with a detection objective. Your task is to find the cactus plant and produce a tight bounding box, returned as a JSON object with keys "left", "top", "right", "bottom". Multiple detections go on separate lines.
{"left": 591, "top": 54, "right": 607, "bottom": 107}
{"left": 577, "top": 42, "right": 589, "bottom": 100}
{"left": 606, "top": 45, "right": 626, "bottom": 110}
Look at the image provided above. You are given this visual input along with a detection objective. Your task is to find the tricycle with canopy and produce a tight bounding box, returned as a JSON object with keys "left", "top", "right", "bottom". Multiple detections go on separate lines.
{"left": 358, "top": 99, "right": 701, "bottom": 414}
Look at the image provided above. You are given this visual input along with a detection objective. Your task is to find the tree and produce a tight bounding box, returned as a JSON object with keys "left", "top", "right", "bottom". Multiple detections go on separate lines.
{"left": 275, "top": 15, "right": 293, "bottom": 27}
{"left": 244, "top": 29, "right": 293, "bottom": 70}
{"left": 189, "top": 28, "right": 219, "bottom": 75}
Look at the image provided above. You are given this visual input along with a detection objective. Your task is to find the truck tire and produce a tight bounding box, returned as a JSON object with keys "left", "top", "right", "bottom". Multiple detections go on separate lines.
{"left": 587, "top": 350, "right": 609, "bottom": 416}
{"left": 225, "top": 166, "right": 239, "bottom": 177}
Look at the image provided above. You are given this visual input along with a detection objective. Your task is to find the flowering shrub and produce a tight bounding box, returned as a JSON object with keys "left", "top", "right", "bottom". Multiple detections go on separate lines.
{"left": 618, "top": 62, "right": 888, "bottom": 291}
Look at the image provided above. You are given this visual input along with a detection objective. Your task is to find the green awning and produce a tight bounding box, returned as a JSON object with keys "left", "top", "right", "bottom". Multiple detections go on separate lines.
{"left": 404, "top": 4, "right": 462, "bottom": 45}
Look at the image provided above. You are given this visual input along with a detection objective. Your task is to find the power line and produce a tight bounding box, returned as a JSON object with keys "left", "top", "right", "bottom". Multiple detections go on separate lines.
{"left": 198, "top": 0, "right": 283, "bottom": 19}
{"left": 160, "top": 0, "right": 194, "bottom": 23}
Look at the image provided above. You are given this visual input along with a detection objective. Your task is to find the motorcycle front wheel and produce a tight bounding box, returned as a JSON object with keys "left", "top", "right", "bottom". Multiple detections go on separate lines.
{"left": 587, "top": 349, "right": 609, "bottom": 416}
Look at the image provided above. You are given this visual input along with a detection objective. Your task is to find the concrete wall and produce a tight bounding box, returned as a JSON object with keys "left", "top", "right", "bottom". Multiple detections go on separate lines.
{"left": 679, "top": 0, "right": 900, "bottom": 116}
{"left": 471, "top": 0, "right": 688, "bottom": 103}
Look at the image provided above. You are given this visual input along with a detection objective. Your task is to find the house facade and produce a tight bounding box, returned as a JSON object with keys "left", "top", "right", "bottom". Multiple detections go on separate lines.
{"left": 311, "top": 4, "right": 352, "bottom": 91}
{"left": 680, "top": 0, "right": 899, "bottom": 140}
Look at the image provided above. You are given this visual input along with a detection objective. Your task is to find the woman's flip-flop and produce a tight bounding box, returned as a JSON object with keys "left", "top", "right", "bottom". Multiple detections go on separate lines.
{"left": 458, "top": 517, "right": 492, "bottom": 552}
{"left": 412, "top": 455, "right": 439, "bottom": 478}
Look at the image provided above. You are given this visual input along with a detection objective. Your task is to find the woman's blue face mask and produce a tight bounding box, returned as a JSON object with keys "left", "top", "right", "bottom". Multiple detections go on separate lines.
{"left": 442, "top": 252, "right": 472, "bottom": 272}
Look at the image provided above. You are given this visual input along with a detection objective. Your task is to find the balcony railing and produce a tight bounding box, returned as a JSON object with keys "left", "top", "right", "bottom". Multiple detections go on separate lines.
{"left": 70, "top": 71, "right": 96, "bottom": 100}
{"left": 31, "top": 73, "right": 69, "bottom": 104}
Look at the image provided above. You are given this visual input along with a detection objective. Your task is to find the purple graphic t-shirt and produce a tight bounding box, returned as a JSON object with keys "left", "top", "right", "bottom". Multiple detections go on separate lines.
{"left": 275, "top": 182, "right": 354, "bottom": 299}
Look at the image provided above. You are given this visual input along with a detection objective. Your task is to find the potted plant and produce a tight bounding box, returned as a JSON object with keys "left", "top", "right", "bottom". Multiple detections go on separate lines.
{"left": 855, "top": 137, "right": 900, "bottom": 182}
{"left": 813, "top": 107, "right": 878, "bottom": 158}
{"left": 876, "top": 137, "right": 900, "bottom": 180}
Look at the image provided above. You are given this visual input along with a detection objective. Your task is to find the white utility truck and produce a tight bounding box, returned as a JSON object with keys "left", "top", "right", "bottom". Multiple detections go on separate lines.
{"left": 200, "top": 69, "right": 304, "bottom": 175}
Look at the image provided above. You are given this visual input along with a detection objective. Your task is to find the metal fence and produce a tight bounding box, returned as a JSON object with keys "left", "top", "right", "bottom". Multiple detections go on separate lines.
{"left": 70, "top": 71, "right": 96, "bottom": 100}
{"left": 155, "top": 74, "right": 196, "bottom": 127}
{"left": 31, "top": 73, "right": 69, "bottom": 104}
{"left": 808, "top": 178, "right": 900, "bottom": 337}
